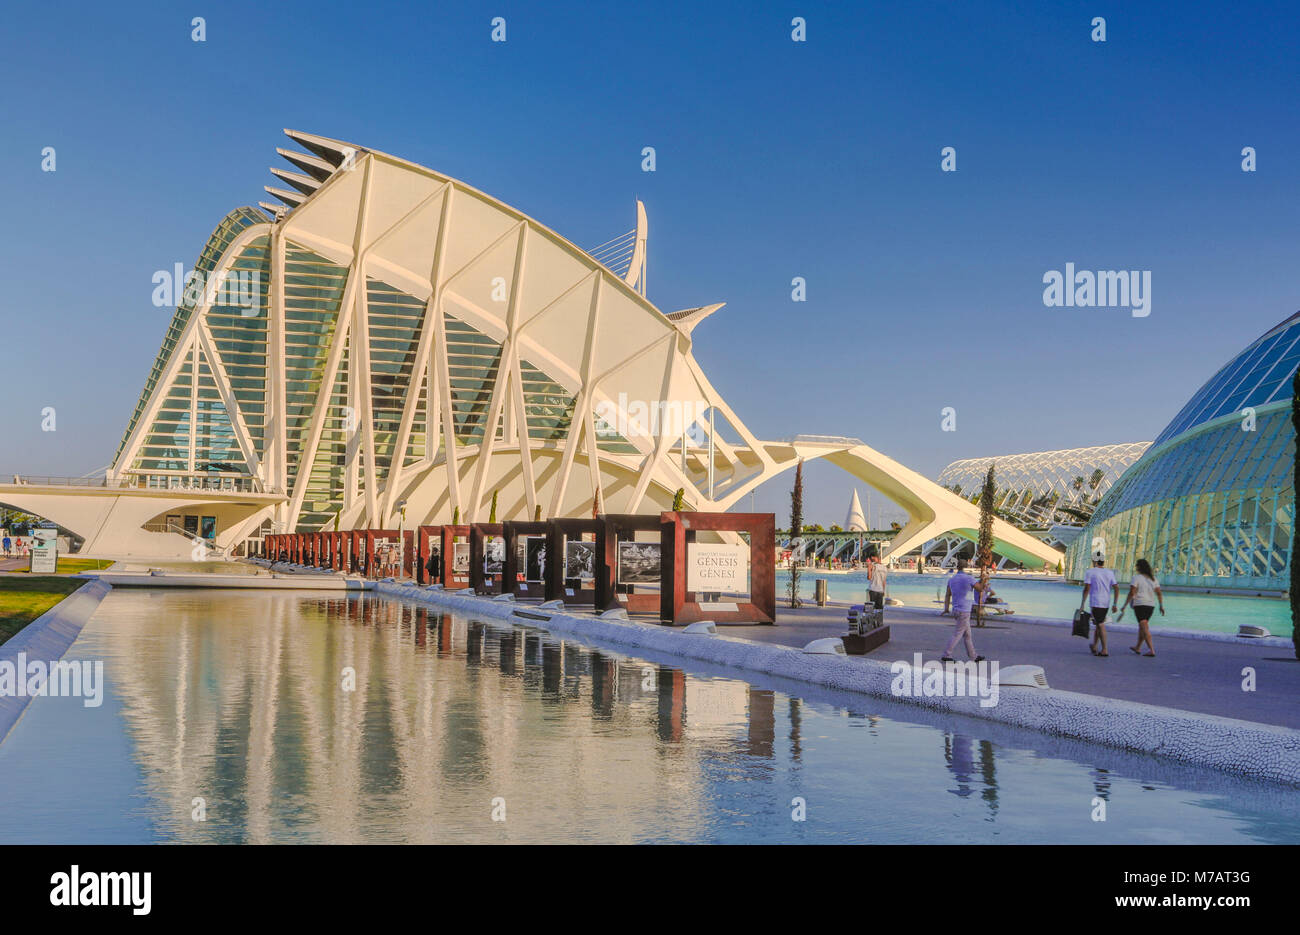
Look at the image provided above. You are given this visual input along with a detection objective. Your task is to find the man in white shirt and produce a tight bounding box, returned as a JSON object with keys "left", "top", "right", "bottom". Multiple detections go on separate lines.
{"left": 867, "top": 555, "right": 888, "bottom": 609}
{"left": 1081, "top": 558, "right": 1119, "bottom": 656}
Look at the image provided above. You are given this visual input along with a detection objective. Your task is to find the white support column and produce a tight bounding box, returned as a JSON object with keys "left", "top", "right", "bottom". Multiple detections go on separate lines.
{"left": 344, "top": 347, "right": 361, "bottom": 510}
{"left": 347, "top": 160, "right": 378, "bottom": 524}
{"left": 707, "top": 408, "right": 715, "bottom": 501}
{"left": 509, "top": 355, "right": 537, "bottom": 519}
{"left": 583, "top": 403, "right": 604, "bottom": 515}
{"left": 187, "top": 336, "right": 199, "bottom": 475}
{"left": 549, "top": 275, "right": 601, "bottom": 518}
{"left": 626, "top": 338, "right": 679, "bottom": 512}
{"left": 285, "top": 284, "right": 355, "bottom": 527}
{"left": 433, "top": 288, "right": 462, "bottom": 520}
{"left": 267, "top": 222, "right": 289, "bottom": 525}
{"left": 423, "top": 358, "right": 438, "bottom": 468}
{"left": 467, "top": 222, "right": 528, "bottom": 522}
{"left": 382, "top": 183, "right": 453, "bottom": 521}
{"left": 196, "top": 320, "right": 262, "bottom": 478}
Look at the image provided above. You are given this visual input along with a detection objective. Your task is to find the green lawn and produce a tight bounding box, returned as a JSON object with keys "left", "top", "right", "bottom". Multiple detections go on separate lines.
{"left": 0, "top": 577, "right": 85, "bottom": 645}
{"left": 4, "top": 558, "right": 112, "bottom": 574}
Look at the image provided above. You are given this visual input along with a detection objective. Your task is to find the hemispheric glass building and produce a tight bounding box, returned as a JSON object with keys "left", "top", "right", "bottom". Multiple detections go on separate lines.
{"left": 1065, "top": 312, "right": 1299, "bottom": 592}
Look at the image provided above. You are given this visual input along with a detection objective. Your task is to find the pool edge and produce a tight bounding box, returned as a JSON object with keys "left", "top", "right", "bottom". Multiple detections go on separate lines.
{"left": 0, "top": 579, "right": 113, "bottom": 746}
{"left": 377, "top": 582, "right": 1300, "bottom": 788}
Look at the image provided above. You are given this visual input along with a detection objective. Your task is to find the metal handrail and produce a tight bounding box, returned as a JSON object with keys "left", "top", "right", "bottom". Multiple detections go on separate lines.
{"left": 141, "top": 521, "right": 226, "bottom": 556}
{"left": 3, "top": 473, "right": 113, "bottom": 487}
{"left": 3, "top": 473, "right": 282, "bottom": 495}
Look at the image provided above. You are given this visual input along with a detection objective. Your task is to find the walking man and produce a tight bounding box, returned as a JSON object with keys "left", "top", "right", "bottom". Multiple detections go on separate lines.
{"left": 941, "top": 559, "right": 985, "bottom": 663}
{"left": 1081, "top": 556, "right": 1119, "bottom": 656}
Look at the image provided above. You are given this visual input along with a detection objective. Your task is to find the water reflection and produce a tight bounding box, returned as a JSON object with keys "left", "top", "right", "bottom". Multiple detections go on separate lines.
{"left": 2, "top": 588, "right": 1298, "bottom": 844}
{"left": 943, "top": 734, "right": 1000, "bottom": 816}
{"left": 104, "top": 591, "right": 784, "bottom": 843}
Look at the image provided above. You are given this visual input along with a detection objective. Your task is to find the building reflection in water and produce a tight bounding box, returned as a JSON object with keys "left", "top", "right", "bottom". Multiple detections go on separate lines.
{"left": 101, "top": 591, "right": 805, "bottom": 843}
{"left": 6, "top": 588, "right": 1296, "bottom": 844}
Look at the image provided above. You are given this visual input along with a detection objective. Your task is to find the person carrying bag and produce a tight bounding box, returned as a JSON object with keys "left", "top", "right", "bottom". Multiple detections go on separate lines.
{"left": 1072, "top": 607, "right": 1091, "bottom": 638}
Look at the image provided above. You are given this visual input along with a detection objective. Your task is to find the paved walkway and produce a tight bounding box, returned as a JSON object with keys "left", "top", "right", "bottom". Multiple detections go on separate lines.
{"left": 722, "top": 603, "right": 1300, "bottom": 730}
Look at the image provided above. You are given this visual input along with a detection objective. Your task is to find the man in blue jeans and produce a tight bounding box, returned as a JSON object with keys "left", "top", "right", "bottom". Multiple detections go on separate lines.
{"left": 941, "top": 559, "right": 986, "bottom": 663}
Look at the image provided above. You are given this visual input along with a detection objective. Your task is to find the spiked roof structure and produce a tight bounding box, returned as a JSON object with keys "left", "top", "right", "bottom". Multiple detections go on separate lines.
{"left": 81, "top": 130, "right": 1065, "bottom": 568}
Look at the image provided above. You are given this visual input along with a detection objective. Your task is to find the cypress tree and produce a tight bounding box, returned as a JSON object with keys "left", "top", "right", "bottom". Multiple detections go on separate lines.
{"left": 789, "top": 460, "right": 804, "bottom": 608}
{"left": 976, "top": 464, "right": 996, "bottom": 627}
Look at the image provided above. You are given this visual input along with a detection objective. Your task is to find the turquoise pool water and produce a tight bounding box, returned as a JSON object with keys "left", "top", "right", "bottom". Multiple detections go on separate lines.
{"left": 0, "top": 588, "right": 1296, "bottom": 844}
{"left": 781, "top": 570, "right": 1291, "bottom": 636}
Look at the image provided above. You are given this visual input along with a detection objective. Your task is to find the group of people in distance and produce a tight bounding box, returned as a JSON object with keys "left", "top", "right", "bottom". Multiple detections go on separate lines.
{"left": 1, "top": 534, "right": 30, "bottom": 558}
{"left": 935, "top": 555, "right": 1164, "bottom": 664}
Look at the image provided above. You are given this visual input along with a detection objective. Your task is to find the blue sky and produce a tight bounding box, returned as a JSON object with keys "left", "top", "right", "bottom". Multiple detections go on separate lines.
{"left": 1, "top": 0, "right": 1296, "bottom": 525}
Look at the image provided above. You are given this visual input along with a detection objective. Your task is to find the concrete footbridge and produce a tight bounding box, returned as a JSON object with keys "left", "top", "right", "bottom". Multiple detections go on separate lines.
{"left": 0, "top": 474, "right": 284, "bottom": 558}
{"left": 712, "top": 435, "right": 1065, "bottom": 570}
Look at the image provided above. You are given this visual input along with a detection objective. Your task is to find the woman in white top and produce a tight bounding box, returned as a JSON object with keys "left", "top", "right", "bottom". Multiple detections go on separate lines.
{"left": 1120, "top": 558, "right": 1164, "bottom": 657}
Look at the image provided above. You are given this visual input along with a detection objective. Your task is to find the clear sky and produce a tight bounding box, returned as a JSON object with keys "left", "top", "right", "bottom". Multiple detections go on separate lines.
{"left": 1, "top": 0, "right": 1296, "bottom": 526}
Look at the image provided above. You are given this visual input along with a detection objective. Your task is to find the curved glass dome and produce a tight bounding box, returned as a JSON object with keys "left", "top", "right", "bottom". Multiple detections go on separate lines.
{"left": 1153, "top": 311, "right": 1300, "bottom": 445}
{"left": 1066, "top": 312, "right": 1299, "bottom": 592}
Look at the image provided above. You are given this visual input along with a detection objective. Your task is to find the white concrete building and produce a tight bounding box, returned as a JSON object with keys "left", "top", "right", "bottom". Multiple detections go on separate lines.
{"left": 0, "top": 131, "right": 1063, "bottom": 567}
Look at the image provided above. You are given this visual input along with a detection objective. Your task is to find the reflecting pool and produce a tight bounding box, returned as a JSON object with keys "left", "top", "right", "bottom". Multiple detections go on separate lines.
{"left": 0, "top": 589, "right": 1296, "bottom": 844}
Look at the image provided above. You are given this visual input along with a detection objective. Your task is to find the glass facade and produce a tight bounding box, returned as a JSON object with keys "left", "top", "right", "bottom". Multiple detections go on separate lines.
{"left": 1066, "top": 313, "right": 1299, "bottom": 591}
{"left": 116, "top": 207, "right": 266, "bottom": 466}
{"left": 282, "top": 242, "right": 349, "bottom": 529}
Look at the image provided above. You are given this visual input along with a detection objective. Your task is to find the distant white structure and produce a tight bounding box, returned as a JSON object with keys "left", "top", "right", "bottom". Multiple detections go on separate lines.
{"left": 937, "top": 442, "right": 1150, "bottom": 527}
{"left": 844, "top": 489, "right": 868, "bottom": 532}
